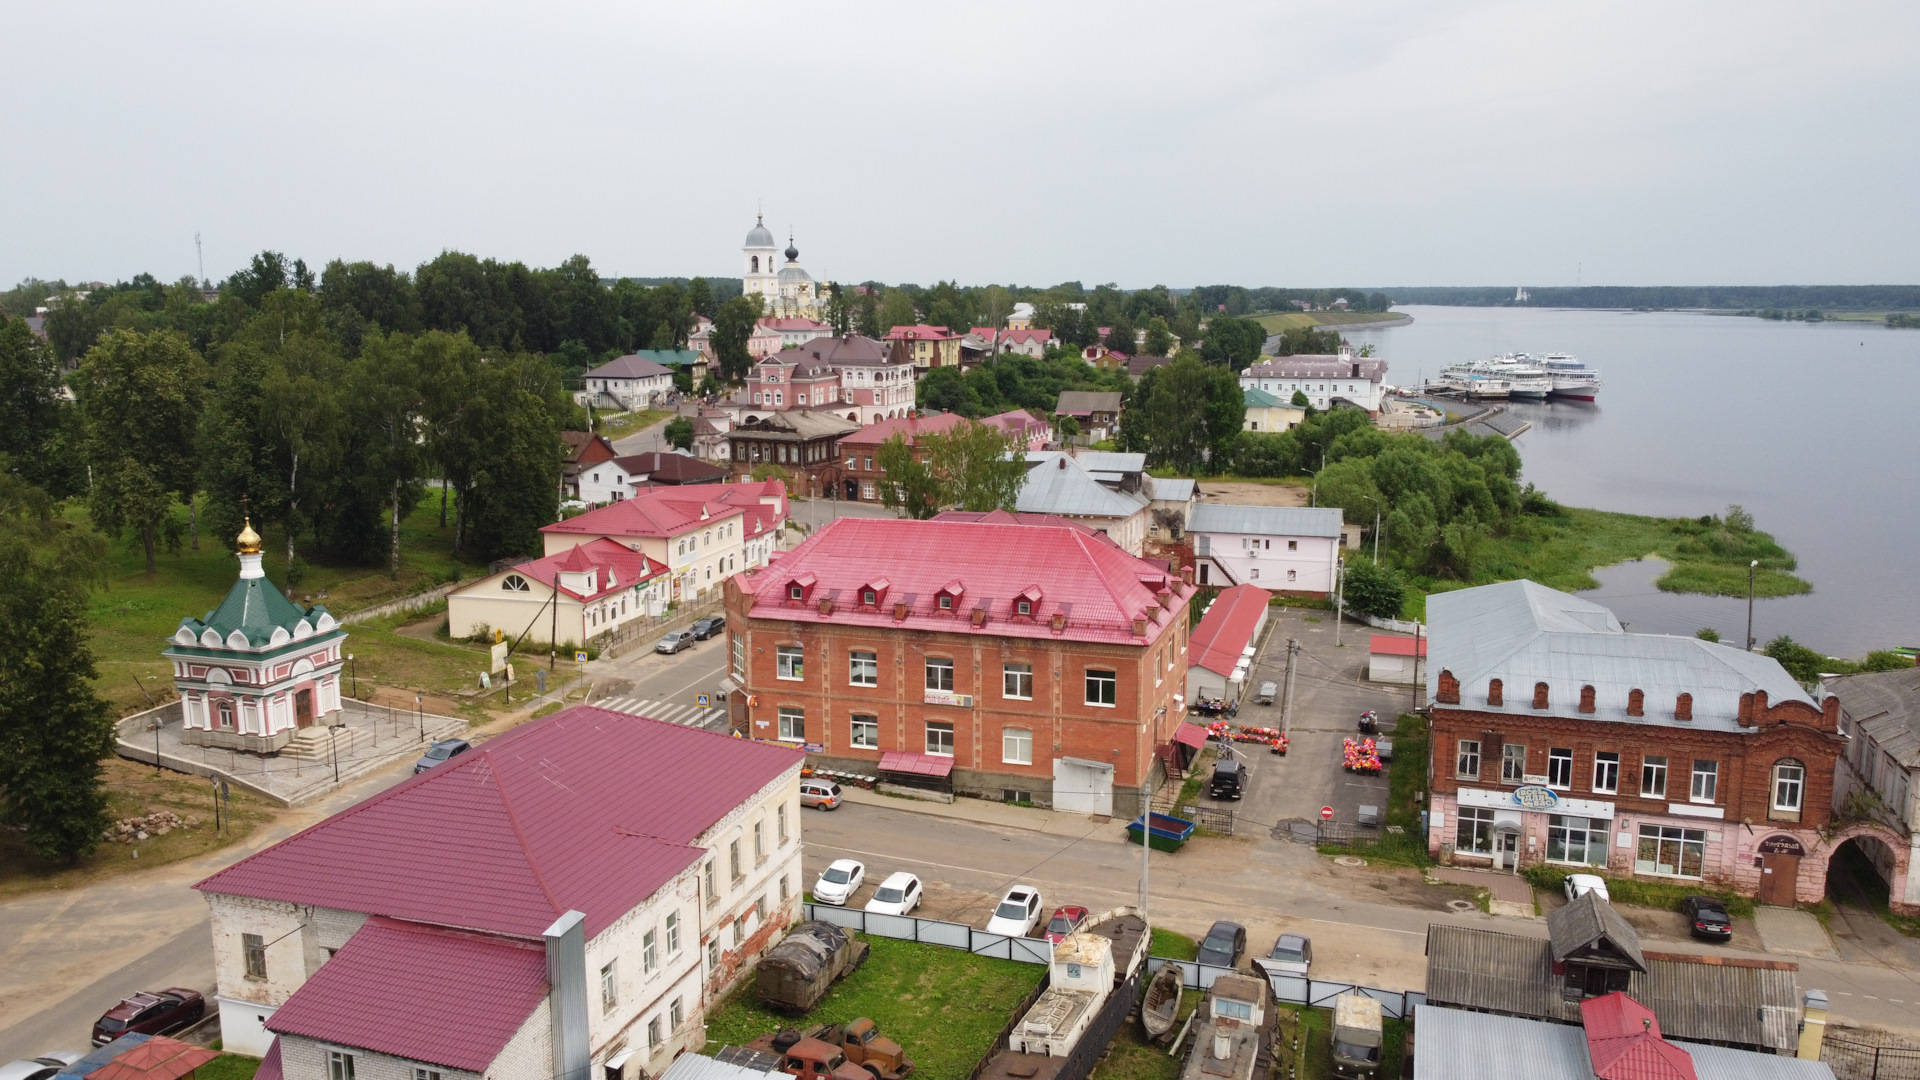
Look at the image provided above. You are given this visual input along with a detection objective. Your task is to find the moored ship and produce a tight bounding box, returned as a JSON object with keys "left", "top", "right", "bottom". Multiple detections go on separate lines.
{"left": 1539, "top": 352, "right": 1602, "bottom": 400}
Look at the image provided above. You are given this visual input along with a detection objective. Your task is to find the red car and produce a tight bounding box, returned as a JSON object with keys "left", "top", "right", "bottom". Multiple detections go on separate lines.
{"left": 92, "top": 988, "right": 205, "bottom": 1046}
{"left": 1044, "top": 905, "right": 1091, "bottom": 944}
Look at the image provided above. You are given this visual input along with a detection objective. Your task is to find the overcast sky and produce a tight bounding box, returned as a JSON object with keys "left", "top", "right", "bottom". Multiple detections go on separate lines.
{"left": 5, "top": 1, "right": 1916, "bottom": 290}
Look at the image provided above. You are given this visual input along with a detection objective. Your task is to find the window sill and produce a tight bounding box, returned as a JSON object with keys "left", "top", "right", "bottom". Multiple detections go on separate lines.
{"left": 1003, "top": 759, "right": 1032, "bottom": 767}
{"left": 1004, "top": 695, "right": 1033, "bottom": 702}
{"left": 1768, "top": 809, "right": 1803, "bottom": 822}
{"left": 1085, "top": 701, "right": 1117, "bottom": 709}
{"left": 776, "top": 675, "right": 803, "bottom": 682}
{"left": 925, "top": 751, "right": 955, "bottom": 758}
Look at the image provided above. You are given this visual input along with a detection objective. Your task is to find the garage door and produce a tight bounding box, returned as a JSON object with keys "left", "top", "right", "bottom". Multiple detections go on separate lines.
{"left": 1053, "top": 757, "right": 1114, "bottom": 816}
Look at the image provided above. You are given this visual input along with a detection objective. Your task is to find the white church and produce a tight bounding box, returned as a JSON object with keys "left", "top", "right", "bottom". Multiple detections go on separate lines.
{"left": 742, "top": 214, "right": 825, "bottom": 320}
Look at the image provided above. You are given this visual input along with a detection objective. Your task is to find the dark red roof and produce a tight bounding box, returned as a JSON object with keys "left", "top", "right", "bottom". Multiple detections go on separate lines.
{"left": 1369, "top": 634, "right": 1426, "bottom": 657}
{"left": 882, "top": 325, "right": 958, "bottom": 340}
{"left": 1582, "top": 993, "right": 1698, "bottom": 1080}
{"left": 613, "top": 452, "right": 729, "bottom": 484}
{"left": 1172, "top": 723, "right": 1211, "bottom": 750}
{"left": 87, "top": 1036, "right": 219, "bottom": 1080}
{"left": 253, "top": 1039, "right": 283, "bottom": 1080}
{"left": 197, "top": 708, "right": 804, "bottom": 937}
{"left": 880, "top": 751, "right": 954, "bottom": 777}
{"left": 267, "top": 918, "right": 550, "bottom": 1072}
{"left": 1189, "top": 584, "right": 1271, "bottom": 676}
{"left": 737, "top": 518, "right": 1190, "bottom": 646}
{"left": 544, "top": 480, "right": 787, "bottom": 539}
{"left": 486, "top": 538, "right": 666, "bottom": 602}
{"left": 931, "top": 509, "right": 1117, "bottom": 547}
{"left": 839, "top": 413, "right": 968, "bottom": 449}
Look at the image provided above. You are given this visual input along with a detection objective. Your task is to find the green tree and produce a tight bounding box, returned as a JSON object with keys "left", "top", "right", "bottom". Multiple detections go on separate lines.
{"left": 1341, "top": 557, "right": 1406, "bottom": 619}
{"left": 918, "top": 366, "right": 982, "bottom": 416}
{"left": 1695, "top": 627, "right": 1721, "bottom": 642}
{"left": 664, "top": 416, "right": 695, "bottom": 450}
{"left": 876, "top": 432, "right": 943, "bottom": 519}
{"left": 855, "top": 288, "right": 880, "bottom": 338}
{"left": 0, "top": 492, "right": 114, "bottom": 864}
{"left": 1198, "top": 315, "right": 1265, "bottom": 370}
{"left": 1763, "top": 635, "right": 1828, "bottom": 684}
{"left": 1273, "top": 326, "right": 1342, "bottom": 356}
{"left": 1142, "top": 317, "right": 1173, "bottom": 357}
{"left": 823, "top": 283, "right": 853, "bottom": 336}
{"left": 877, "top": 290, "right": 919, "bottom": 334}
{"left": 1290, "top": 389, "right": 1312, "bottom": 410}
{"left": 0, "top": 314, "right": 79, "bottom": 495}
{"left": 1136, "top": 353, "right": 1244, "bottom": 473}
{"left": 75, "top": 330, "right": 205, "bottom": 572}
{"left": 926, "top": 422, "right": 1026, "bottom": 512}
{"left": 463, "top": 357, "right": 567, "bottom": 560}
{"left": 347, "top": 332, "right": 427, "bottom": 574}
{"left": 687, "top": 277, "right": 714, "bottom": 318}
{"left": 711, "top": 294, "right": 763, "bottom": 384}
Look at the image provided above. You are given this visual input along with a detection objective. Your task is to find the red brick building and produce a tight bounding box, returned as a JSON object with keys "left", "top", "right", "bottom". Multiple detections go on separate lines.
{"left": 1424, "top": 580, "right": 1857, "bottom": 906}
{"left": 834, "top": 413, "right": 969, "bottom": 503}
{"left": 722, "top": 517, "right": 1195, "bottom": 815}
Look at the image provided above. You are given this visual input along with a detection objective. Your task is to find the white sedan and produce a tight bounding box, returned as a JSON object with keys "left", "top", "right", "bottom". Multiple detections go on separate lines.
{"left": 812, "top": 859, "right": 865, "bottom": 906}
{"left": 985, "top": 884, "right": 1044, "bottom": 937}
{"left": 1565, "top": 873, "right": 1611, "bottom": 903}
{"left": 864, "top": 872, "right": 923, "bottom": 916}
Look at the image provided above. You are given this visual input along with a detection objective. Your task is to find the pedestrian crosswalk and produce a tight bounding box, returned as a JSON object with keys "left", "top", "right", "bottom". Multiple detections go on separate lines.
{"left": 592, "top": 695, "right": 728, "bottom": 730}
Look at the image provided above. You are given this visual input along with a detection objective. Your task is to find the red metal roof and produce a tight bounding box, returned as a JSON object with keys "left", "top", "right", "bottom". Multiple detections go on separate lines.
{"left": 544, "top": 480, "right": 787, "bottom": 539}
{"left": 882, "top": 325, "right": 958, "bottom": 340}
{"left": 266, "top": 918, "right": 550, "bottom": 1073}
{"left": 1369, "top": 634, "right": 1427, "bottom": 657}
{"left": 197, "top": 708, "right": 804, "bottom": 938}
{"left": 1172, "top": 723, "right": 1211, "bottom": 749}
{"left": 86, "top": 1036, "right": 219, "bottom": 1080}
{"left": 839, "top": 412, "right": 969, "bottom": 448}
{"left": 487, "top": 538, "right": 666, "bottom": 603}
{"left": 879, "top": 751, "right": 954, "bottom": 777}
{"left": 253, "top": 1039, "right": 283, "bottom": 1080}
{"left": 1189, "top": 584, "right": 1271, "bottom": 676}
{"left": 1582, "top": 993, "right": 1698, "bottom": 1080}
{"left": 735, "top": 518, "right": 1192, "bottom": 646}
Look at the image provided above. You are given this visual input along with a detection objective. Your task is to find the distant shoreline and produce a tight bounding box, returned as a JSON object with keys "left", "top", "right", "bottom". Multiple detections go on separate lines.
{"left": 1250, "top": 310, "right": 1413, "bottom": 333}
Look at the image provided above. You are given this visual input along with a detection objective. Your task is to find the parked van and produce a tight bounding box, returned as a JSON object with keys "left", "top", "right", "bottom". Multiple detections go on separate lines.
{"left": 1209, "top": 760, "right": 1247, "bottom": 800}
{"left": 800, "top": 780, "right": 842, "bottom": 810}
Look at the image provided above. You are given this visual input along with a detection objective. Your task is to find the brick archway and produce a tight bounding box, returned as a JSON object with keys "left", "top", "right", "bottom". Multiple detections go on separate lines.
{"left": 1818, "top": 821, "right": 1913, "bottom": 916}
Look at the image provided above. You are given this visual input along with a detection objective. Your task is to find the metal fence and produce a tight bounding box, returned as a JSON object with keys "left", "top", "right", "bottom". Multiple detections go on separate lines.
{"left": 1153, "top": 799, "right": 1235, "bottom": 836}
{"left": 593, "top": 595, "right": 724, "bottom": 660}
{"left": 1144, "top": 957, "right": 1423, "bottom": 1020}
{"left": 1825, "top": 1036, "right": 1920, "bottom": 1080}
{"left": 800, "top": 904, "right": 1053, "bottom": 964}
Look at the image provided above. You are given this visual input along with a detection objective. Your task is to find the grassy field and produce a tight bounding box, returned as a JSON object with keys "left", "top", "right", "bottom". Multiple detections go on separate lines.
{"left": 0, "top": 756, "right": 276, "bottom": 900}
{"left": 1250, "top": 311, "right": 1407, "bottom": 333}
{"left": 1150, "top": 927, "right": 1200, "bottom": 960}
{"left": 197, "top": 1054, "right": 261, "bottom": 1080}
{"left": 702, "top": 935, "right": 1044, "bottom": 1080}
{"left": 67, "top": 492, "right": 496, "bottom": 715}
{"left": 595, "top": 408, "right": 672, "bottom": 440}
{"left": 1089, "top": 988, "right": 1202, "bottom": 1080}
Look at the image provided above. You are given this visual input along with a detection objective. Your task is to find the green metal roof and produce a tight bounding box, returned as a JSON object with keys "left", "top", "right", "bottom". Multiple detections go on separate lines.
{"left": 1243, "top": 386, "right": 1292, "bottom": 408}
{"left": 175, "top": 571, "right": 336, "bottom": 650}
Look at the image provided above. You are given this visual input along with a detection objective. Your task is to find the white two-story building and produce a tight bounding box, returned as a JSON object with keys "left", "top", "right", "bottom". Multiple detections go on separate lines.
{"left": 1239, "top": 345, "right": 1387, "bottom": 414}
{"left": 196, "top": 707, "right": 806, "bottom": 1080}
{"left": 1188, "top": 504, "right": 1344, "bottom": 595}
{"left": 541, "top": 481, "right": 789, "bottom": 602}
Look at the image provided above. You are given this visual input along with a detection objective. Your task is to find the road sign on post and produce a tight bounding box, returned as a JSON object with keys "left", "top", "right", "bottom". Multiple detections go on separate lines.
{"left": 697, "top": 693, "right": 711, "bottom": 709}
{"left": 575, "top": 650, "right": 589, "bottom": 664}
{"left": 1320, "top": 806, "right": 1335, "bottom": 821}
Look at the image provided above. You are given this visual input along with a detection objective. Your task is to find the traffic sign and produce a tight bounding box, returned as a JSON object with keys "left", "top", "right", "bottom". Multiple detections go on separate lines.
{"left": 1320, "top": 806, "right": 1334, "bottom": 820}
{"left": 575, "top": 650, "right": 589, "bottom": 664}
{"left": 697, "top": 693, "right": 711, "bottom": 709}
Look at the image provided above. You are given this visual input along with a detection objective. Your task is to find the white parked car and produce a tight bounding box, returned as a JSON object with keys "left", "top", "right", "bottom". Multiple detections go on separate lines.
{"left": 1564, "top": 873, "right": 1611, "bottom": 903}
{"left": 864, "top": 872, "right": 923, "bottom": 916}
{"left": 985, "top": 885, "right": 1044, "bottom": 937}
{"left": 813, "top": 859, "right": 865, "bottom": 906}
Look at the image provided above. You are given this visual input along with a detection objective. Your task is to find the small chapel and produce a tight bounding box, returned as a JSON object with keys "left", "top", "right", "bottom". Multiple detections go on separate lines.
{"left": 164, "top": 516, "right": 348, "bottom": 754}
{"left": 742, "top": 213, "right": 824, "bottom": 320}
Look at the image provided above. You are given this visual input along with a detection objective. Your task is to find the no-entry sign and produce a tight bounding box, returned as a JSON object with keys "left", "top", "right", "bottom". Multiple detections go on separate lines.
{"left": 1320, "top": 806, "right": 1335, "bottom": 820}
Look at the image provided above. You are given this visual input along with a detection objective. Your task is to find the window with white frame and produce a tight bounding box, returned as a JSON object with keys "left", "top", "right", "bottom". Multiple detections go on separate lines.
{"left": 1085, "top": 669, "right": 1117, "bottom": 706}
{"left": 1641, "top": 755, "right": 1668, "bottom": 797}
{"left": 1501, "top": 743, "right": 1527, "bottom": 783}
{"left": 732, "top": 917, "right": 745, "bottom": 946}
{"left": 926, "top": 722, "right": 954, "bottom": 756}
{"left": 1690, "top": 760, "right": 1718, "bottom": 803}
{"left": 1003, "top": 728, "right": 1033, "bottom": 765}
{"left": 412, "top": 1069, "right": 443, "bottom": 1080}
{"left": 779, "top": 874, "right": 790, "bottom": 902}
{"left": 1456, "top": 740, "right": 1480, "bottom": 779}
{"left": 1547, "top": 814, "right": 1607, "bottom": 866}
{"left": 1003, "top": 663, "right": 1033, "bottom": 699}
{"left": 600, "top": 959, "right": 619, "bottom": 1011}
{"left": 925, "top": 657, "right": 954, "bottom": 691}
{"left": 1772, "top": 759, "right": 1805, "bottom": 814}
{"left": 753, "top": 820, "right": 764, "bottom": 862}
{"left": 670, "top": 997, "right": 685, "bottom": 1032}
{"left": 1636, "top": 824, "right": 1705, "bottom": 877}
{"left": 777, "top": 803, "right": 789, "bottom": 844}
{"left": 707, "top": 940, "right": 720, "bottom": 973}
{"left": 729, "top": 839, "right": 742, "bottom": 883}
{"left": 849, "top": 650, "right": 878, "bottom": 686}
{"left": 666, "top": 911, "right": 680, "bottom": 954}
{"left": 777, "top": 645, "right": 803, "bottom": 680}
{"left": 1455, "top": 806, "right": 1495, "bottom": 854}
{"left": 732, "top": 635, "right": 745, "bottom": 680}
{"left": 777, "top": 707, "right": 804, "bottom": 742}
{"left": 643, "top": 928, "right": 657, "bottom": 973}
{"left": 648, "top": 1016, "right": 663, "bottom": 1048}
{"left": 1592, "top": 752, "right": 1620, "bottom": 794}
{"left": 850, "top": 714, "right": 879, "bottom": 748}
{"left": 328, "top": 1052, "right": 355, "bottom": 1080}
{"left": 1547, "top": 748, "right": 1573, "bottom": 789}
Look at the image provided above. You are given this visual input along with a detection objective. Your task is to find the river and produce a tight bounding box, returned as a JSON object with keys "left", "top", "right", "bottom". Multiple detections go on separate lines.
{"left": 1336, "top": 306, "right": 1920, "bottom": 658}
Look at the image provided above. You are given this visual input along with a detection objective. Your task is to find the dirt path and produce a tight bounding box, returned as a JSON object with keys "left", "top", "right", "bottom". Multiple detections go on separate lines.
{"left": 1196, "top": 480, "right": 1308, "bottom": 507}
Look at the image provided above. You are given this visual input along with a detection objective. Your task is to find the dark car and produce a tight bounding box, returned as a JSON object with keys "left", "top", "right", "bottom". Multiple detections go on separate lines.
{"left": 92, "top": 988, "right": 205, "bottom": 1046}
{"left": 1196, "top": 920, "right": 1247, "bottom": 969}
{"left": 689, "top": 617, "right": 726, "bottom": 640}
{"left": 413, "top": 738, "right": 472, "bottom": 774}
{"left": 1681, "top": 895, "right": 1733, "bottom": 941}
{"left": 1209, "top": 760, "right": 1247, "bottom": 800}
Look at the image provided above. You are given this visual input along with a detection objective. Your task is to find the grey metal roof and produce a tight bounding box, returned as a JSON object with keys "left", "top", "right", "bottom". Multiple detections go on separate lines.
{"left": 1187, "top": 503, "right": 1344, "bottom": 538}
{"left": 1412, "top": 1004, "right": 1592, "bottom": 1080}
{"left": 1056, "top": 390, "right": 1122, "bottom": 413}
{"left": 1150, "top": 477, "right": 1195, "bottom": 502}
{"left": 1242, "top": 356, "right": 1387, "bottom": 381}
{"left": 1826, "top": 667, "right": 1920, "bottom": 767}
{"left": 667, "top": 1051, "right": 785, "bottom": 1080}
{"left": 1025, "top": 450, "right": 1146, "bottom": 474}
{"left": 1017, "top": 457, "right": 1148, "bottom": 519}
{"left": 1423, "top": 923, "right": 1800, "bottom": 1051}
{"left": 1546, "top": 892, "right": 1644, "bottom": 969}
{"left": 1686, "top": 1042, "right": 1835, "bottom": 1080}
{"left": 1425, "top": 579, "right": 1812, "bottom": 732}
{"left": 745, "top": 219, "right": 775, "bottom": 247}
{"left": 584, "top": 354, "right": 675, "bottom": 380}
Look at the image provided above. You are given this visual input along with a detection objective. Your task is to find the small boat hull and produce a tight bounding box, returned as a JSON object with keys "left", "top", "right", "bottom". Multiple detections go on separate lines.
{"left": 1143, "top": 963, "right": 1183, "bottom": 1041}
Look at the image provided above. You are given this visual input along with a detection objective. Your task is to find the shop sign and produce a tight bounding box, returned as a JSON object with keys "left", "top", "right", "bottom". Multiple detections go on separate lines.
{"left": 1513, "top": 785, "right": 1560, "bottom": 810}
{"left": 1757, "top": 835, "right": 1807, "bottom": 856}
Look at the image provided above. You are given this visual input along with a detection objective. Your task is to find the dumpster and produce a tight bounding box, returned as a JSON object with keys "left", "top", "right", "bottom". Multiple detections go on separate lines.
{"left": 1126, "top": 812, "right": 1197, "bottom": 852}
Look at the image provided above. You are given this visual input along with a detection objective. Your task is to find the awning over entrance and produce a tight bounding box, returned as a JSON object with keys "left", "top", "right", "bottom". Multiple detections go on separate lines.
{"left": 879, "top": 751, "right": 954, "bottom": 777}
{"left": 1172, "top": 723, "right": 1211, "bottom": 750}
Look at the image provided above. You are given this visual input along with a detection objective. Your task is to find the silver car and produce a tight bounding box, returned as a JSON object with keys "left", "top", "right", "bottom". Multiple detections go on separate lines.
{"left": 655, "top": 631, "right": 696, "bottom": 655}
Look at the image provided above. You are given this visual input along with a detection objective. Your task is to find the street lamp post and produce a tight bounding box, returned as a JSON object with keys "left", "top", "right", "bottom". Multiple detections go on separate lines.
{"left": 348, "top": 653, "right": 357, "bottom": 700}
{"left": 329, "top": 722, "right": 344, "bottom": 783}
{"left": 1746, "top": 559, "right": 1759, "bottom": 652}
{"left": 416, "top": 692, "right": 423, "bottom": 741}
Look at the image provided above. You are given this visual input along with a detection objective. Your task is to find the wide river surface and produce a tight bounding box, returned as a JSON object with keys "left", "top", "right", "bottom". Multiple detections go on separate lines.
{"left": 1338, "top": 306, "right": 1920, "bottom": 658}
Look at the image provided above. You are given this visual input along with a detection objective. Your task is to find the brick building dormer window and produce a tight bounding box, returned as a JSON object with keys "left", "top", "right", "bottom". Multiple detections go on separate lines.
{"left": 934, "top": 579, "right": 964, "bottom": 613}
{"left": 786, "top": 573, "right": 817, "bottom": 604}
{"left": 1013, "top": 585, "right": 1043, "bottom": 619}
{"left": 859, "top": 578, "right": 890, "bottom": 608}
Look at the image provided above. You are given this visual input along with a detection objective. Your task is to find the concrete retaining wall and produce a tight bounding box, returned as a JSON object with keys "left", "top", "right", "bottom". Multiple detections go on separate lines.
{"left": 337, "top": 582, "right": 456, "bottom": 626}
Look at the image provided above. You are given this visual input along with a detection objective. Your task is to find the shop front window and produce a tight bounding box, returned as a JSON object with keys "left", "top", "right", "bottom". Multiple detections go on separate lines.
{"left": 1635, "top": 824, "right": 1706, "bottom": 877}
{"left": 1455, "top": 807, "right": 1496, "bottom": 854}
{"left": 1547, "top": 815, "right": 1607, "bottom": 866}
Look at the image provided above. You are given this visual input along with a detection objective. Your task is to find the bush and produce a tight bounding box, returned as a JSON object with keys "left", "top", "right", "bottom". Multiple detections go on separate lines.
{"left": 1520, "top": 864, "right": 1755, "bottom": 919}
{"left": 1342, "top": 557, "right": 1407, "bottom": 619}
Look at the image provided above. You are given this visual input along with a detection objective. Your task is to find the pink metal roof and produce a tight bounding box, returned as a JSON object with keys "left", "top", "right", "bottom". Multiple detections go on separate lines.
{"left": 1582, "top": 993, "right": 1698, "bottom": 1080}
{"left": 840, "top": 412, "right": 968, "bottom": 448}
{"left": 544, "top": 480, "right": 787, "bottom": 539}
{"left": 266, "top": 918, "right": 549, "bottom": 1072}
{"left": 735, "top": 518, "right": 1191, "bottom": 646}
{"left": 196, "top": 707, "right": 804, "bottom": 938}
{"left": 253, "top": 1039, "right": 283, "bottom": 1080}
{"left": 1369, "top": 634, "right": 1427, "bottom": 657}
{"left": 879, "top": 751, "right": 954, "bottom": 777}
{"left": 1172, "top": 723, "right": 1211, "bottom": 749}
{"left": 882, "top": 324, "right": 958, "bottom": 340}
{"left": 1189, "top": 584, "right": 1271, "bottom": 676}
{"left": 488, "top": 538, "right": 666, "bottom": 603}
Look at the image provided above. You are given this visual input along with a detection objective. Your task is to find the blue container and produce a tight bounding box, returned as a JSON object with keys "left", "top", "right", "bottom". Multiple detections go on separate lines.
{"left": 1126, "top": 812, "right": 1197, "bottom": 852}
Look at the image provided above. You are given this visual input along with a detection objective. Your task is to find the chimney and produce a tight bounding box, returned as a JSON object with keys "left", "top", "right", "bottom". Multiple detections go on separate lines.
{"left": 1057, "top": 457, "right": 1067, "bottom": 470}
{"left": 1532, "top": 681, "right": 1549, "bottom": 710}
{"left": 1627, "top": 688, "right": 1644, "bottom": 717}
{"left": 1213, "top": 1033, "right": 1231, "bottom": 1061}
{"left": 1133, "top": 617, "right": 1147, "bottom": 636}
{"left": 1180, "top": 565, "right": 1195, "bottom": 585}
{"left": 1579, "top": 685, "right": 1596, "bottom": 714}
{"left": 1050, "top": 613, "right": 1067, "bottom": 635}
{"left": 1675, "top": 693, "right": 1693, "bottom": 722}
{"left": 1798, "top": 990, "right": 1829, "bottom": 1060}
{"left": 892, "top": 601, "right": 909, "bottom": 621}
{"left": 818, "top": 597, "right": 834, "bottom": 616}
{"left": 1823, "top": 695, "right": 1841, "bottom": 729}
{"left": 544, "top": 910, "right": 590, "bottom": 1080}
{"left": 971, "top": 608, "right": 987, "bottom": 628}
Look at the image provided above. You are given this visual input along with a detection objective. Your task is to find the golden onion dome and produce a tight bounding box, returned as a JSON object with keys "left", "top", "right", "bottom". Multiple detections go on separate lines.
{"left": 236, "top": 515, "right": 263, "bottom": 555}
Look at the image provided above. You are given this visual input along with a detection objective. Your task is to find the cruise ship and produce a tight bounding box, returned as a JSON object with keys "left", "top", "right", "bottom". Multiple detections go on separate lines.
{"left": 1437, "top": 355, "right": 1550, "bottom": 399}
{"left": 1539, "top": 352, "right": 1603, "bottom": 401}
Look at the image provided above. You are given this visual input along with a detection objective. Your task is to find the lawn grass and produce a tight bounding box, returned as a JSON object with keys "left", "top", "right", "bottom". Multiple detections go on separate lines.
{"left": 196, "top": 1055, "right": 261, "bottom": 1080}
{"left": 596, "top": 408, "right": 672, "bottom": 440}
{"left": 702, "top": 935, "right": 1043, "bottom": 1080}
{"left": 1150, "top": 927, "right": 1200, "bottom": 960}
{"left": 64, "top": 491, "right": 495, "bottom": 715}
{"left": 0, "top": 756, "right": 276, "bottom": 900}
{"left": 1521, "top": 864, "right": 1756, "bottom": 920}
{"left": 1090, "top": 988, "right": 1202, "bottom": 1080}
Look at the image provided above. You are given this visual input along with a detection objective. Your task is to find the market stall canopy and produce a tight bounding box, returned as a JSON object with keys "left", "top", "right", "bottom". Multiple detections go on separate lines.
{"left": 879, "top": 751, "right": 954, "bottom": 777}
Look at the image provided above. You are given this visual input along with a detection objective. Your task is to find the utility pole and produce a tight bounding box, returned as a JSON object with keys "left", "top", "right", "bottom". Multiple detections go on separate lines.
{"left": 1410, "top": 621, "right": 1423, "bottom": 714}
{"left": 1746, "top": 560, "right": 1759, "bottom": 652}
{"left": 551, "top": 573, "right": 561, "bottom": 671}
{"left": 1334, "top": 558, "right": 1345, "bottom": 647}
{"left": 1280, "top": 638, "right": 1299, "bottom": 735}
{"left": 1373, "top": 508, "right": 1381, "bottom": 562}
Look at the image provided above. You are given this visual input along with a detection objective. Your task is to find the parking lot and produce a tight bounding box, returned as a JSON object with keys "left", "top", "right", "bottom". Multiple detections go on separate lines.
{"left": 1189, "top": 608, "right": 1416, "bottom": 840}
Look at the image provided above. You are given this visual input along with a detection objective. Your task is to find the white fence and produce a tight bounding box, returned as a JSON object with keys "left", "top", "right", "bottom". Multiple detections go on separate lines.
{"left": 1144, "top": 957, "right": 1423, "bottom": 1020}
{"left": 800, "top": 903, "right": 1053, "bottom": 964}
{"left": 1360, "top": 613, "right": 1425, "bottom": 636}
